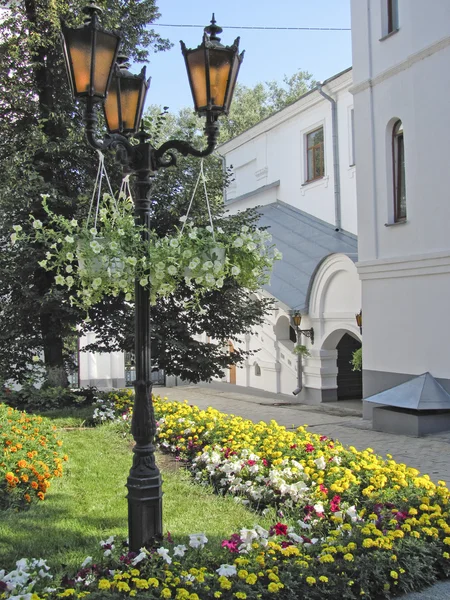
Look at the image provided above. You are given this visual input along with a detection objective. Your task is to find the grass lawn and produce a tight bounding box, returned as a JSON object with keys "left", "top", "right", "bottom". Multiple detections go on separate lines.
{"left": 0, "top": 420, "right": 274, "bottom": 573}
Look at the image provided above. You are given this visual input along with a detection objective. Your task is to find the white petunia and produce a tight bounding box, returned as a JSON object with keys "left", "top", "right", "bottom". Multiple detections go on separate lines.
{"left": 314, "top": 456, "right": 326, "bottom": 470}
{"left": 167, "top": 265, "right": 177, "bottom": 276}
{"left": 173, "top": 545, "right": 187, "bottom": 557}
{"left": 232, "top": 237, "right": 243, "bottom": 248}
{"left": 81, "top": 557, "right": 92, "bottom": 568}
{"left": 33, "top": 219, "right": 43, "bottom": 229}
{"left": 189, "top": 533, "right": 208, "bottom": 549}
{"left": 216, "top": 564, "right": 236, "bottom": 577}
{"left": 231, "top": 265, "right": 240, "bottom": 276}
{"left": 156, "top": 547, "right": 172, "bottom": 564}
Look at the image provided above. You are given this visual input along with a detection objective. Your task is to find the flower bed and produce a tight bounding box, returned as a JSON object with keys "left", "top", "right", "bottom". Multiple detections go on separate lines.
{"left": 3, "top": 394, "right": 449, "bottom": 599}
{"left": 0, "top": 404, "right": 68, "bottom": 508}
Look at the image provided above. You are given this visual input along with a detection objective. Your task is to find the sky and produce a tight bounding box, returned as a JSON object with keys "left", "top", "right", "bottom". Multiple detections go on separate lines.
{"left": 143, "top": 0, "right": 352, "bottom": 113}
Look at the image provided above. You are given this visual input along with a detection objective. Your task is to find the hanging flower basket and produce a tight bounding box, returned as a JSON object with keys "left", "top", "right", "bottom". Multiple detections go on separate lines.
{"left": 13, "top": 193, "right": 282, "bottom": 310}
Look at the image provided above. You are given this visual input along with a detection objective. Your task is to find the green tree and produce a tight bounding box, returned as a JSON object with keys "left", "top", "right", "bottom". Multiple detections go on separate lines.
{"left": 0, "top": 0, "right": 170, "bottom": 386}
{"left": 219, "top": 69, "right": 316, "bottom": 141}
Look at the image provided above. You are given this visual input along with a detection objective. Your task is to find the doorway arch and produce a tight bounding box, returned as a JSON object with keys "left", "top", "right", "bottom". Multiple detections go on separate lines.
{"left": 336, "top": 333, "right": 362, "bottom": 400}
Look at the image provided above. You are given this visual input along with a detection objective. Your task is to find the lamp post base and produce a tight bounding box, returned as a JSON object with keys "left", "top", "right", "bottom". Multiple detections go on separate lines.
{"left": 126, "top": 442, "right": 163, "bottom": 551}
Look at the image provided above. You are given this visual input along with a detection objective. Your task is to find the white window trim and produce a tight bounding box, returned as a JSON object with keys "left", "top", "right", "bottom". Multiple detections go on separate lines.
{"left": 302, "top": 121, "right": 326, "bottom": 186}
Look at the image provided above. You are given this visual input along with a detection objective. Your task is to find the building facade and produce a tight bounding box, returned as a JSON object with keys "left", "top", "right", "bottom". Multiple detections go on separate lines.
{"left": 350, "top": 0, "right": 450, "bottom": 417}
{"left": 215, "top": 68, "right": 362, "bottom": 403}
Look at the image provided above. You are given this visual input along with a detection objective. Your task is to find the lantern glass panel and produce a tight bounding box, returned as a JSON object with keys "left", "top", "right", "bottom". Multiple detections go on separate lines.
{"left": 65, "top": 28, "right": 92, "bottom": 95}
{"left": 208, "top": 49, "right": 231, "bottom": 107}
{"left": 93, "top": 31, "right": 120, "bottom": 96}
{"left": 120, "top": 79, "right": 142, "bottom": 132}
{"left": 186, "top": 49, "right": 207, "bottom": 110}
{"left": 224, "top": 52, "right": 241, "bottom": 112}
{"left": 104, "top": 76, "right": 120, "bottom": 132}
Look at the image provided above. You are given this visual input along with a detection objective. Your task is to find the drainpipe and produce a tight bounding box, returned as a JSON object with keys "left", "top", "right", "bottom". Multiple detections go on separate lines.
{"left": 214, "top": 150, "right": 228, "bottom": 205}
{"left": 317, "top": 83, "right": 341, "bottom": 231}
{"left": 292, "top": 351, "right": 303, "bottom": 395}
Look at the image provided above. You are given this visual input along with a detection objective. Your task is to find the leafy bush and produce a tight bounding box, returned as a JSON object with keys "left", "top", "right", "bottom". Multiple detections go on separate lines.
{"left": 351, "top": 347, "right": 362, "bottom": 371}
{"left": 0, "top": 404, "right": 68, "bottom": 509}
{"left": 0, "top": 384, "right": 98, "bottom": 413}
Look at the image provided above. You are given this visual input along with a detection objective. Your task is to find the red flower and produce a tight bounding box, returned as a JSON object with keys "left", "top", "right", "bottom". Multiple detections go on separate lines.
{"left": 273, "top": 522, "right": 288, "bottom": 536}
{"left": 319, "top": 435, "right": 328, "bottom": 441}
{"left": 305, "top": 443, "right": 315, "bottom": 453}
{"left": 319, "top": 484, "right": 328, "bottom": 495}
{"left": 262, "top": 458, "right": 269, "bottom": 467}
{"left": 330, "top": 495, "right": 341, "bottom": 512}
{"left": 247, "top": 459, "right": 257, "bottom": 466}
{"left": 290, "top": 444, "right": 297, "bottom": 449}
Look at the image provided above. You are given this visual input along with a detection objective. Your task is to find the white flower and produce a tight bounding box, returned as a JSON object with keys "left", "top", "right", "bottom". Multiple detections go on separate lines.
{"left": 131, "top": 551, "right": 147, "bottom": 566}
{"left": 182, "top": 249, "right": 192, "bottom": 259}
{"left": 81, "top": 557, "right": 92, "bottom": 568}
{"left": 89, "top": 228, "right": 97, "bottom": 236}
{"left": 240, "top": 528, "right": 258, "bottom": 545}
{"left": 346, "top": 506, "right": 358, "bottom": 522}
{"left": 125, "top": 293, "right": 132, "bottom": 301}
{"left": 156, "top": 262, "right": 165, "bottom": 271}
{"left": 188, "top": 231, "right": 197, "bottom": 239}
{"left": 314, "top": 456, "right": 326, "bottom": 470}
{"left": 241, "top": 225, "right": 249, "bottom": 233}
{"left": 55, "top": 275, "right": 65, "bottom": 286}
{"left": 65, "top": 235, "right": 74, "bottom": 244}
{"left": 139, "top": 277, "right": 148, "bottom": 287}
{"left": 273, "top": 249, "right": 283, "bottom": 260}
{"left": 66, "top": 252, "right": 74, "bottom": 261}
{"left": 216, "top": 277, "right": 224, "bottom": 288}
{"left": 217, "top": 227, "right": 224, "bottom": 234}
{"left": 90, "top": 241, "right": 102, "bottom": 254}
{"left": 32, "top": 356, "right": 40, "bottom": 363}
{"left": 169, "top": 238, "right": 180, "bottom": 248}
{"left": 231, "top": 265, "right": 240, "bottom": 276}
{"left": 33, "top": 219, "right": 43, "bottom": 229}
{"left": 216, "top": 564, "right": 236, "bottom": 577}
{"left": 189, "top": 258, "right": 200, "bottom": 269}
{"left": 117, "top": 229, "right": 125, "bottom": 236}
{"left": 70, "top": 219, "right": 78, "bottom": 227}
{"left": 156, "top": 547, "right": 172, "bottom": 564}
{"left": 38, "top": 260, "right": 47, "bottom": 268}
{"left": 167, "top": 265, "right": 177, "bottom": 276}
{"left": 247, "top": 242, "right": 257, "bottom": 251}
{"left": 173, "top": 545, "right": 187, "bottom": 557}
{"left": 206, "top": 225, "right": 214, "bottom": 233}
{"left": 103, "top": 549, "right": 112, "bottom": 557}
{"left": 202, "top": 261, "right": 213, "bottom": 271}
{"left": 288, "top": 532, "right": 304, "bottom": 543}
{"left": 179, "top": 215, "right": 188, "bottom": 223}
{"left": 10, "top": 233, "right": 17, "bottom": 245}
{"left": 66, "top": 265, "right": 73, "bottom": 273}
{"left": 92, "top": 277, "right": 102, "bottom": 289}
{"left": 12, "top": 225, "right": 22, "bottom": 232}
{"left": 189, "top": 533, "right": 208, "bottom": 549}
{"left": 232, "top": 237, "right": 243, "bottom": 248}
{"left": 110, "top": 241, "right": 118, "bottom": 251}
{"left": 66, "top": 276, "right": 74, "bottom": 287}
{"left": 314, "top": 502, "right": 325, "bottom": 514}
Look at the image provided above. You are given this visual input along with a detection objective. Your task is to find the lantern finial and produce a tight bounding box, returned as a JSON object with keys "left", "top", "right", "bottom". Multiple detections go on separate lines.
{"left": 205, "top": 14, "right": 223, "bottom": 42}
{"left": 82, "top": 1, "right": 103, "bottom": 21}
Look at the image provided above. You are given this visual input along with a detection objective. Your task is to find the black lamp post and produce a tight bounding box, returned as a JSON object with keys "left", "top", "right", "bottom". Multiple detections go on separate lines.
{"left": 61, "top": 2, "right": 244, "bottom": 552}
{"left": 292, "top": 312, "right": 314, "bottom": 345}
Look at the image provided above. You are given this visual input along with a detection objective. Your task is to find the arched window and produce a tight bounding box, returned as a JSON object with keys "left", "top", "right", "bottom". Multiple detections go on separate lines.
{"left": 392, "top": 120, "right": 406, "bottom": 222}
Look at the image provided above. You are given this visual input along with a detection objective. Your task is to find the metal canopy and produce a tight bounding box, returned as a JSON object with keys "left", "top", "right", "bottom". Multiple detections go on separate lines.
{"left": 365, "top": 373, "right": 450, "bottom": 411}
{"left": 256, "top": 201, "right": 358, "bottom": 311}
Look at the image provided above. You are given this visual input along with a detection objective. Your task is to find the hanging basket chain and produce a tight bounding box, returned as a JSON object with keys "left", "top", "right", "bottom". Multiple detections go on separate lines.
{"left": 86, "top": 150, "right": 119, "bottom": 231}
{"left": 180, "top": 159, "right": 215, "bottom": 241}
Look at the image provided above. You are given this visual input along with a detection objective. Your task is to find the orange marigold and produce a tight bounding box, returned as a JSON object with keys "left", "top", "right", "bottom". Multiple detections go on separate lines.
{"left": 37, "top": 492, "right": 45, "bottom": 501}
{"left": 5, "top": 472, "right": 15, "bottom": 483}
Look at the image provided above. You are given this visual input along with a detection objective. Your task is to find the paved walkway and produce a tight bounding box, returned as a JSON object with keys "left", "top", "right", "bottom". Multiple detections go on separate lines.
{"left": 155, "top": 383, "right": 450, "bottom": 600}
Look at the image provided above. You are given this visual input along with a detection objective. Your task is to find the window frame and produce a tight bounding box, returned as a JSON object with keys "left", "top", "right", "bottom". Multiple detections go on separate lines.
{"left": 392, "top": 120, "right": 406, "bottom": 222}
{"left": 382, "top": 0, "right": 399, "bottom": 38}
{"left": 349, "top": 107, "right": 356, "bottom": 166}
{"left": 305, "top": 126, "right": 325, "bottom": 183}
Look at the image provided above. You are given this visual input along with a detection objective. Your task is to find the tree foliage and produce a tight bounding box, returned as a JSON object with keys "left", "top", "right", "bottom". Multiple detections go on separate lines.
{"left": 0, "top": 0, "right": 170, "bottom": 386}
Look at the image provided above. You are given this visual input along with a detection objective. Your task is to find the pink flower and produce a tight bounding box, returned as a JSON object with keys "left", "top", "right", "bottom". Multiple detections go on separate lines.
{"left": 305, "top": 443, "right": 314, "bottom": 453}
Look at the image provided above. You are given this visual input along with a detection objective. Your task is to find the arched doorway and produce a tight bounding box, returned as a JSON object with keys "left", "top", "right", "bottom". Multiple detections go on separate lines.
{"left": 336, "top": 334, "right": 362, "bottom": 400}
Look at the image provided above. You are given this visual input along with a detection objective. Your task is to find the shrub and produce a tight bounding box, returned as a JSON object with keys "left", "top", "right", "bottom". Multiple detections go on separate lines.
{"left": 0, "top": 404, "right": 68, "bottom": 509}
{"left": 0, "top": 384, "right": 98, "bottom": 413}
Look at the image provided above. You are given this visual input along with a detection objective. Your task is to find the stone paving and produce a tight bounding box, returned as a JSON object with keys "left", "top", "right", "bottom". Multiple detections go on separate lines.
{"left": 155, "top": 383, "right": 450, "bottom": 600}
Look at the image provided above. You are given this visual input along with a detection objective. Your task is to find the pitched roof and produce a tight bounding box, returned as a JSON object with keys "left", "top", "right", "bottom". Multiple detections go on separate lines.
{"left": 257, "top": 201, "right": 358, "bottom": 311}
{"left": 365, "top": 372, "right": 450, "bottom": 411}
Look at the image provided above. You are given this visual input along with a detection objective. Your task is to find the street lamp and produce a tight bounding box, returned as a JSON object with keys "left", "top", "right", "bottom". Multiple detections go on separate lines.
{"left": 292, "top": 312, "right": 314, "bottom": 345}
{"left": 61, "top": 2, "right": 244, "bottom": 552}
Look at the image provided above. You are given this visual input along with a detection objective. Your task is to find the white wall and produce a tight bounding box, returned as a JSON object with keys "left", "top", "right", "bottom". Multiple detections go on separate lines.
{"left": 351, "top": 0, "right": 450, "bottom": 389}
{"left": 220, "top": 70, "right": 357, "bottom": 235}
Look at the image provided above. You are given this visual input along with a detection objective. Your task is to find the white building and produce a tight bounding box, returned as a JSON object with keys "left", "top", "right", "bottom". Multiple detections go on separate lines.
{"left": 350, "top": 0, "right": 450, "bottom": 430}
{"left": 215, "top": 68, "right": 362, "bottom": 403}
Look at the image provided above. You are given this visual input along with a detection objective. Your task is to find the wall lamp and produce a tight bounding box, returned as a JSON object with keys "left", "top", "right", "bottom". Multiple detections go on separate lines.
{"left": 292, "top": 312, "right": 314, "bottom": 345}
{"left": 355, "top": 309, "right": 362, "bottom": 334}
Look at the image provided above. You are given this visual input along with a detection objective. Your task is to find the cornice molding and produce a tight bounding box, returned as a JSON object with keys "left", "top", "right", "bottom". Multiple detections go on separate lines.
{"left": 350, "top": 34, "right": 450, "bottom": 96}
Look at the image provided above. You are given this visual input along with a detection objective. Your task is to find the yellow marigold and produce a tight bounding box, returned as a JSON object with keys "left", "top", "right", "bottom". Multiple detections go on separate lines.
{"left": 161, "top": 588, "right": 172, "bottom": 599}
{"left": 267, "top": 582, "right": 281, "bottom": 593}
{"left": 343, "top": 553, "right": 354, "bottom": 561}
{"left": 443, "top": 537, "right": 450, "bottom": 546}
{"left": 238, "top": 570, "right": 248, "bottom": 580}
{"left": 319, "top": 554, "right": 334, "bottom": 563}
{"left": 214, "top": 593, "right": 222, "bottom": 599}
{"left": 219, "top": 577, "right": 232, "bottom": 590}
{"left": 306, "top": 577, "right": 316, "bottom": 586}
{"left": 235, "top": 593, "right": 247, "bottom": 599}
{"left": 319, "top": 576, "right": 329, "bottom": 583}
{"left": 390, "top": 571, "right": 399, "bottom": 580}
{"left": 246, "top": 574, "right": 257, "bottom": 585}
{"left": 117, "top": 582, "right": 130, "bottom": 592}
